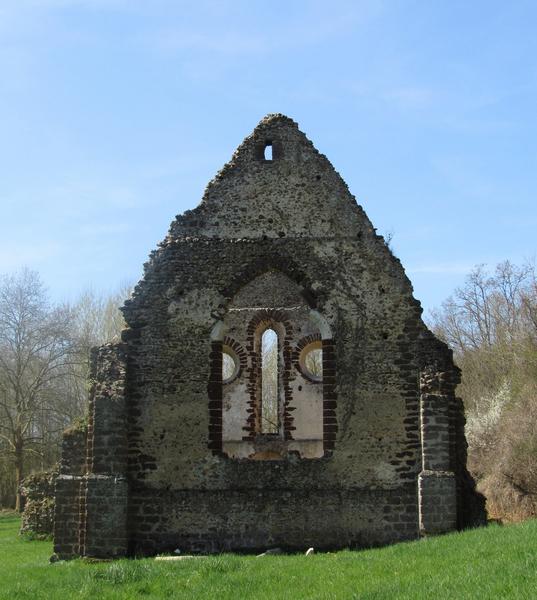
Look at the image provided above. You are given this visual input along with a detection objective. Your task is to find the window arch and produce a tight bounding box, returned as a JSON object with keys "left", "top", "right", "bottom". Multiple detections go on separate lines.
{"left": 248, "top": 312, "right": 289, "bottom": 440}
{"left": 261, "top": 328, "right": 279, "bottom": 434}
{"left": 209, "top": 278, "right": 337, "bottom": 459}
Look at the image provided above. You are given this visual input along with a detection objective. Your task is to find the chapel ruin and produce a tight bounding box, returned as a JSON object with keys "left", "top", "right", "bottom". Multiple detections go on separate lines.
{"left": 53, "top": 114, "right": 485, "bottom": 559}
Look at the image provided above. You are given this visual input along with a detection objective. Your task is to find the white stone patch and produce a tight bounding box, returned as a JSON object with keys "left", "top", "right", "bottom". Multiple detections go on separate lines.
{"left": 373, "top": 461, "right": 399, "bottom": 485}
{"left": 223, "top": 381, "right": 249, "bottom": 441}
{"left": 289, "top": 379, "right": 323, "bottom": 440}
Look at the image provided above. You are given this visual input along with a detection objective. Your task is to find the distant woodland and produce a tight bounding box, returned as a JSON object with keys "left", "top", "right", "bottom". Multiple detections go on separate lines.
{"left": 0, "top": 269, "right": 129, "bottom": 510}
{"left": 1, "top": 262, "right": 536, "bottom": 522}
{"left": 431, "top": 261, "right": 537, "bottom": 521}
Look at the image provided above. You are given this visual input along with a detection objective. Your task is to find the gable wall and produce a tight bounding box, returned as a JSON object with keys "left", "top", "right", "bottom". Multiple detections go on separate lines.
{"left": 54, "top": 115, "right": 484, "bottom": 558}
{"left": 121, "top": 231, "right": 425, "bottom": 553}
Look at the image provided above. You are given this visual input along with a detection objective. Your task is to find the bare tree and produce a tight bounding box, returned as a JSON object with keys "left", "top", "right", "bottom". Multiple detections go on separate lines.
{"left": 66, "top": 285, "right": 131, "bottom": 418}
{"left": 431, "top": 262, "right": 535, "bottom": 355}
{"left": 0, "top": 273, "right": 131, "bottom": 509}
{"left": 430, "top": 260, "right": 537, "bottom": 521}
{"left": 304, "top": 347, "right": 323, "bottom": 378}
{"left": 0, "top": 269, "right": 74, "bottom": 510}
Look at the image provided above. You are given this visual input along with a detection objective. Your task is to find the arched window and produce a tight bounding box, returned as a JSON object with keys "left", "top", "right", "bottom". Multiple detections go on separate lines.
{"left": 261, "top": 328, "right": 278, "bottom": 434}
{"left": 211, "top": 279, "right": 335, "bottom": 460}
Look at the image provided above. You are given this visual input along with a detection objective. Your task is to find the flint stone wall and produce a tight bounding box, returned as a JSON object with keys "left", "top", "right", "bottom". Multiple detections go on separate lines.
{"left": 20, "top": 468, "right": 58, "bottom": 537}
{"left": 54, "top": 114, "right": 485, "bottom": 558}
{"left": 53, "top": 421, "right": 87, "bottom": 559}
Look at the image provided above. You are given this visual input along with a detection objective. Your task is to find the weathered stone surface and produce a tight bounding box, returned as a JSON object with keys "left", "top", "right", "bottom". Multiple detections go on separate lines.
{"left": 52, "top": 419, "right": 87, "bottom": 559}
{"left": 418, "top": 470, "right": 457, "bottom": 534}
{"left": 20, "top": 468, "right": 58, "bottom": 537}
{"left": 53, "top": 114, "right": 485, "bottom": 559}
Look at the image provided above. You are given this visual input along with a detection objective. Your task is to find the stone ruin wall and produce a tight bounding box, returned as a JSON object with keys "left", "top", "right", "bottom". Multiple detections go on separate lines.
{"left": 19, "top": 468, "right": 58, "bottom": 538}
{"left": 53, "top": 420, "right": 87, "bottom": 557}
{"left": 53, "top": 114, "right": 485, "bottom": 559}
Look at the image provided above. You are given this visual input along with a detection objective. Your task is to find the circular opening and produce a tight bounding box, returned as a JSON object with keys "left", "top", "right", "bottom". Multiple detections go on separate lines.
{"left": 298, "top": 341, "right": 323, "bottom": 382}
{"left": 222, "top": 346, "right": 240, "bottom": 384}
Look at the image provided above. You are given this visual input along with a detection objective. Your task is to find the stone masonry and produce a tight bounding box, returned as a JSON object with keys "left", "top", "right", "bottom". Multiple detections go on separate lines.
{"left": 19, "top": 468, "right": 58, "bottom": 538}
{"left": 53, "top": 114, "right": 485, "bottom": 559}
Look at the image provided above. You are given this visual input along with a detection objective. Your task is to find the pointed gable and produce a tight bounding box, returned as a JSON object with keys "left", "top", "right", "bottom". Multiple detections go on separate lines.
{"left": 168, "top": 114, "right": 376, "bottom": 240}
{"left": 52, "top": 114, "right": 484, "bottom": 561}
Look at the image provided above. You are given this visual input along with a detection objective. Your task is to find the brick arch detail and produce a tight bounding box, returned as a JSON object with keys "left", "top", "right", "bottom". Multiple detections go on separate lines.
{"left": 293, "top": 333, "right": 322, "bottom": 382}
{"left": 244, "top": 309, "right": 296, "bottom": 441}
{"left": 292, "top": 332, "right": 338, "bottom": 453}
{"left": 293, "top": 333, "right": 322, "bottom": 364}
{"left": 223, "top": 336, "right": 248, "bottom": 377}
{"left": 209, "top": 314, "right": 337, "bottom": 456}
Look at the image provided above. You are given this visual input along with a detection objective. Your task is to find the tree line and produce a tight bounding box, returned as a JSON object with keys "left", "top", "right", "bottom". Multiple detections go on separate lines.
{"left": 0, "top": 269, "right": 128, "bottom": 510}
{"left": 431, "top": 260, "right": 537, "bottom": 521}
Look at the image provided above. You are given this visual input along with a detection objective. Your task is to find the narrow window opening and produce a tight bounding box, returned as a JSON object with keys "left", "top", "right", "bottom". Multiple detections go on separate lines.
{"left": 261, "top": 328, "right": 278, "bottom": 433}
{"left": 264, "top": 142, "right": 273, "bottom": 161}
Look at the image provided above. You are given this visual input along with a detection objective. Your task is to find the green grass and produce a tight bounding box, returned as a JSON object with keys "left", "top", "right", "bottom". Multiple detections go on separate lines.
{"left": 1, "top": 513, "right": 536, "bottom": 600}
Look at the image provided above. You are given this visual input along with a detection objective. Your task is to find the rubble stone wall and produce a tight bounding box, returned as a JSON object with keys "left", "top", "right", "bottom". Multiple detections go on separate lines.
{"left": 54, "top": 114, "right": 485, "bottom": 558}
{"left": 20, "top": 468, "right": 58, "bottom": 538}
{"left": 53, "top": 421, "right": 87, "bottom": 559}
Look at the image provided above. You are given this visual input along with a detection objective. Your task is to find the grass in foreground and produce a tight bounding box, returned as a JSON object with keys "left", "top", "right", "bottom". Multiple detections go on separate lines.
{"left": 1, "top": 513, "right": 536, "bottom": 599}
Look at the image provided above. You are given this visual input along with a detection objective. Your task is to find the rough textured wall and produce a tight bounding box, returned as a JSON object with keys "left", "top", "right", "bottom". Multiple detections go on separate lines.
{"left": 83, "top": 343, "right": 129, "bottom": 558}
{"left": 54, "top": 114, "right": 485, "bottom": 558}
{"left": 418, "top": 332, "right": 487, "bottom": 530}
{"left": 20, "top": 468, "right": 58, "bottom": 537}
{"left": 53, "top": 421, "right": 87, "bottom": 559}
{"left": 53, "top": 344, "right": 130, "bottom": 560}
{"left": 117, "top": 114, "right": 478, "bottom": 555}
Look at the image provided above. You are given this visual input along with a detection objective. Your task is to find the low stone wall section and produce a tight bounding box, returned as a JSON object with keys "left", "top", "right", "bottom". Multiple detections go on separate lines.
{"left": 20, "top": 468, "right": 58, "bottom": 537}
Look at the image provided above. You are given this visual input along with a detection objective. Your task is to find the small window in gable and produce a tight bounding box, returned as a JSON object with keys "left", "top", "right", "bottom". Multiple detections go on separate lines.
{"left": 263, "top": 141, "right": 273, "bottom": 161}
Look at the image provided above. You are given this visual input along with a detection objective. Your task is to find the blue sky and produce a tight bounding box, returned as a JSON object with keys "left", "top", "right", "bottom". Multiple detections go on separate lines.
{"left": 1, "top": 1, "right": 536, "bottom": 313}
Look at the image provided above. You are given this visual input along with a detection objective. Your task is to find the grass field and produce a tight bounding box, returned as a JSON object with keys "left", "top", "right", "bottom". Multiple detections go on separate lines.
{"left": 1, "top": 513, "right": 536, "bottom": 599}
